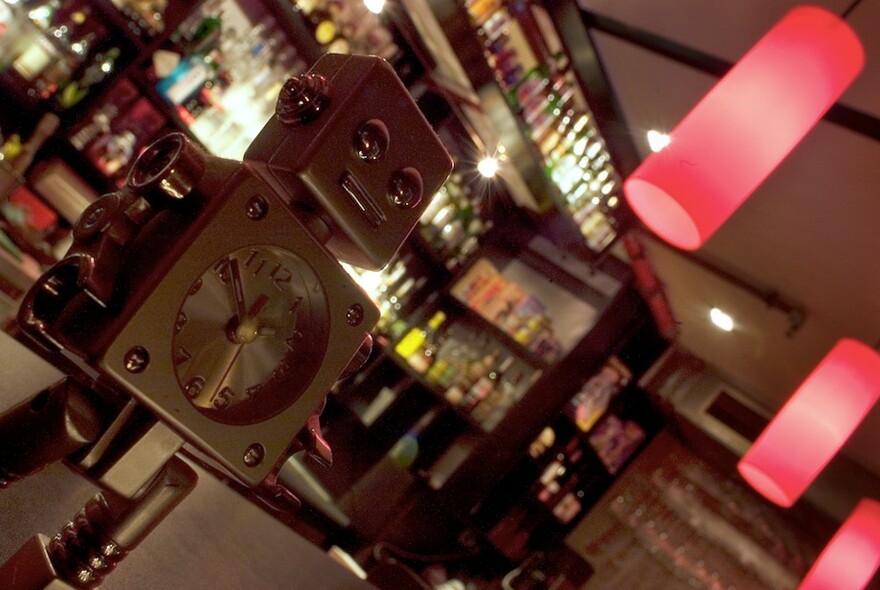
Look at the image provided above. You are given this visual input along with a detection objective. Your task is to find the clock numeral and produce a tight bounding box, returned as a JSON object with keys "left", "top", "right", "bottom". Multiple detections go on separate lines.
{"left": 288, "top": 297, "right": 302, "bottom": 316}
{"left": 270, "top": 266, "right": 292, "bottom": 290}
{"left": 173, "top": 346, "right": 192, "bottom": 366}
{"left": 244, "top": 249, "right": 259, "bottom": 267}
{"left": 212, "top": 258, "right": 232, "bottom": 284}
{"left": 285, "top": 330, "right": 304, "bottom": 350}
{"left": 271, "top": 362, "right": 289, "bottom": 379}
{"left": 245, "top": 385, "right": 261, "bottom": 399}
{"left": 250, "top": 259, "right": 267, "bottom": 277}
{"left": 184, "top": 376, "right": 205, "bottom": 399}
{"left": 213, "top": 386, "right": 235, "bottom": 410}
{"left": 188, "top": 278, "right": 203, "bottom": 296}
{"left": 243, "top": 250, "right": 292, "bottom": 290}
{"left": 174, "top": 312, "right": 188, "bottom": 334}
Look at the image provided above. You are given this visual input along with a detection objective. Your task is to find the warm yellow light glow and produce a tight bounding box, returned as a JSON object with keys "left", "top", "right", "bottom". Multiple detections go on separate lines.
{"left": 647, "top": 129, "right": 671, "bottom": 152}
{"left": 477, "top": 156, "right": 500, "bottom": 178}
{"left": 709, "top": 307, "right": 735, "bottom": 331}
{"left": 364, "top": 0, "right": 385, "bottom": 13}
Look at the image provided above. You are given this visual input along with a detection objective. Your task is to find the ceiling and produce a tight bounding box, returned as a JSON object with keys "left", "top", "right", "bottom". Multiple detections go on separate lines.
{"left": 574, "top": 0, "right": 880, "bottom": 475}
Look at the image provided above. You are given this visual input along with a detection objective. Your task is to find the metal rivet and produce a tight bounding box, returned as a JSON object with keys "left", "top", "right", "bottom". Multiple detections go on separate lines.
{"left": 124, "top": 346, "right": 150, "bottom": 373}
{"left": 346, "top": 304, "right": 364, "bottom": 326}
{"left": 388, "top": 167, "right": 423, "bottom": 209}
{"left": 246, "top": 195, "right": 269, "bottom": 220}
{"left": 354, "top": 119, "right": 390, "bottom": 162}
{"left": 243, "top": 443, "right": 265, "bottom": 467}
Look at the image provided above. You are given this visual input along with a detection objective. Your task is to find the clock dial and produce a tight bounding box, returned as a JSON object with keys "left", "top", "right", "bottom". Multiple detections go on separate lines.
{"left": 173, "top": 245, "right": 329, "bottom": 425}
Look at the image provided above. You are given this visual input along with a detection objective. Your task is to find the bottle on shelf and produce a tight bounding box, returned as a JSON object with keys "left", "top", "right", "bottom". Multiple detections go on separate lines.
{"left": 0, "top": 0, "right": 55, "bottom": 76}
{"left": 446, "top": 346, "right": 498, "bottom": 407}
{"left": 534, "top": 435, "right": 582, "bottom": 505}
{"left": 56, "top": 45, "right": 122, "bottom": 109}
{"left": 408, "top": 311, "right": 448, "bottom": 374}
{"left": 470, "top": 355, "right": 526, "bottom": 429}
{"left": 295, "top": 0, "right": 349, "bottom": 54}
{"left": 0, "top": 0, "right": 114, "bottom": 106}
{"left": 418, "top": 172, "right": 492, "bottom": 270}
{"left": 459, "top": 350, "right": 504, "bottom": 412}
{"left": 461, "top": 0, "right": 626, "bottom": 252}
{"left": 423, "top": 324, "right": 470, "bottom": 389}
{"left": 153, "top": 6, "right": 307, "bottom": 159}
{"left": 0, "top": 112, "right": 59, "bottom": 182}
{"left": 466, "top": 0, "right": 503, "bottom": 27}
{"left": 108, "top": 0, "right": 166, "bottom": 38}
{"left": 393, "top": 310, "right": 447, "bottom": 374}
{"left": 552, "top": 489, "right": 585, "bottom": 524}
{"left": 0, "top": 112, "right": 65, "bottom": 264}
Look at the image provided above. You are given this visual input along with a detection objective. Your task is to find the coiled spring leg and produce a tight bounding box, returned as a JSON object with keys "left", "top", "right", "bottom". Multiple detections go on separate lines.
{"left": 0, "top": 456, "right": 197, "bottom": 589}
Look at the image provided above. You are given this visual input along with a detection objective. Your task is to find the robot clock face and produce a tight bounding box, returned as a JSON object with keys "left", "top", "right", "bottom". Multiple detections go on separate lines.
{"left": 172, "top": 245, "right": 329, "bottom": 426}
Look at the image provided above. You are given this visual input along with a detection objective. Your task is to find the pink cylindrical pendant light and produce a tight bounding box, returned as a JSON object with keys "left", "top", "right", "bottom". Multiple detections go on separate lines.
{"left": 738, "top": 339, "right": 880, "bottom": 507}
{"left": 623, "top": 6, "right": 865, "bottom": 250}
{"left": 798, "top": 499, "right": 880, "bottom": 590}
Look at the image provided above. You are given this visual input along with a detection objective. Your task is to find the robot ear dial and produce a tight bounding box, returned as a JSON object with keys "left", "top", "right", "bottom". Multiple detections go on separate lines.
{"left": 127, "top": 132, "right": 206, "bottom": 202}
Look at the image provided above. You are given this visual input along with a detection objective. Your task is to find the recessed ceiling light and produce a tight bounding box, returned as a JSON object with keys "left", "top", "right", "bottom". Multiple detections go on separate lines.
{"left": 477, "top": 156, "right": 499, "bottom": 178}
{"left": 647, "top": 130, "right": 671, "bottom": 152}
{"left": 710, "top": 307, "right": 735, "bottom": 331}
{"left": 364, "top": 0, "right": 385, "bottom": 13}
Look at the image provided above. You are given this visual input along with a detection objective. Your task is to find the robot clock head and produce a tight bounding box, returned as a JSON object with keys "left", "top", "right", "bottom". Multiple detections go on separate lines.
{"left": 172, "top": 244, "right": 329, "bottom": 426}
{"left": 246, "top": 53, "right": 454, "bottom": 270}
{"left": 21, "top": 54, "right": 452, "bottom": 487}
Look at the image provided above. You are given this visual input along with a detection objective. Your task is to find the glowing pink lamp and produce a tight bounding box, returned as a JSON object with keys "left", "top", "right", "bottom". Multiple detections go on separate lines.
{"left": 738, "top": 339, "right": 880, "bottom": 507}
{"left": 798, "top": 499, "right": 880, "bottom": 590}
{"left": 623, "top": 6, "right": 865, "bottom": 250}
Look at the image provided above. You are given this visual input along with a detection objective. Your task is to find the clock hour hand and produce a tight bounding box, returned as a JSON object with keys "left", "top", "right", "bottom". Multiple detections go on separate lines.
{"left": 228, "top": 257, "right": 248, "bottom": 324}
{"left": 232, "top": 293, "right": 271, "bottom": 345}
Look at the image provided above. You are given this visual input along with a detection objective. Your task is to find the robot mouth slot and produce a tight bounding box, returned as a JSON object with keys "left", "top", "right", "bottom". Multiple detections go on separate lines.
{"left": 340, "top": 172, "right": 386, "bottom": 228}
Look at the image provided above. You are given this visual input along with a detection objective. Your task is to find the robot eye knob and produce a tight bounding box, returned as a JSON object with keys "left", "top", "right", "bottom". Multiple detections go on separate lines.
{"left": 353, "top": 119, "right": 390, "bottom": 162}
{"left": 388, "top": 167, "right": 423, "bottom": 209}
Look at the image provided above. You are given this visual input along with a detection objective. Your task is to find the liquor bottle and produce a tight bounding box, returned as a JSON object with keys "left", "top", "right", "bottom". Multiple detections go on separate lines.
{"left": 466, "top": 0, "right": 503, "bottom": 27}
{"left": 422, "top": 324, "right": 472, "bottom": 390}
{"left": 441, "top": 333, "right": 484, "bottom": 404}
{"left": 535, "top": 436, "right": 582, "bottom": 504}
{"left": 462, "top": 354, "right": 512, "bottom": 414}
{"left": 4, "top": 113, "right": 60, "bottom": 177}
{"left": 18, "top": 2, "right": 110, "bottom": 103}
{"left": 552, "top": 490, "right": 584, "bottom": 523}
{"left": 509, "top": 52, "right": 567, "bottom": 110}
{"left": 0, "top": 111, "right": 59, "bottom": 201}
{"left": 56, "top": 45, "right": 121, "bottom": 109}
{"left": 470, "top": 355, "right": 515, "bottom": 426}
{"left": 479, "top": 9, "right": 509, "bottom": 44}
{"left": 295, "top": 0, "right": 349, "bottom": 53}
{"left": 0, "top": 0, "right": 52, "bottom": 73}
{"left": 406, "top": 311, "right": 447, "bottom": 374}
{"left": 393, "top": 310, "right": 446, "bottom": 374}
{"left": 448, "top": 349, "right": 498, "bottom": 408}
